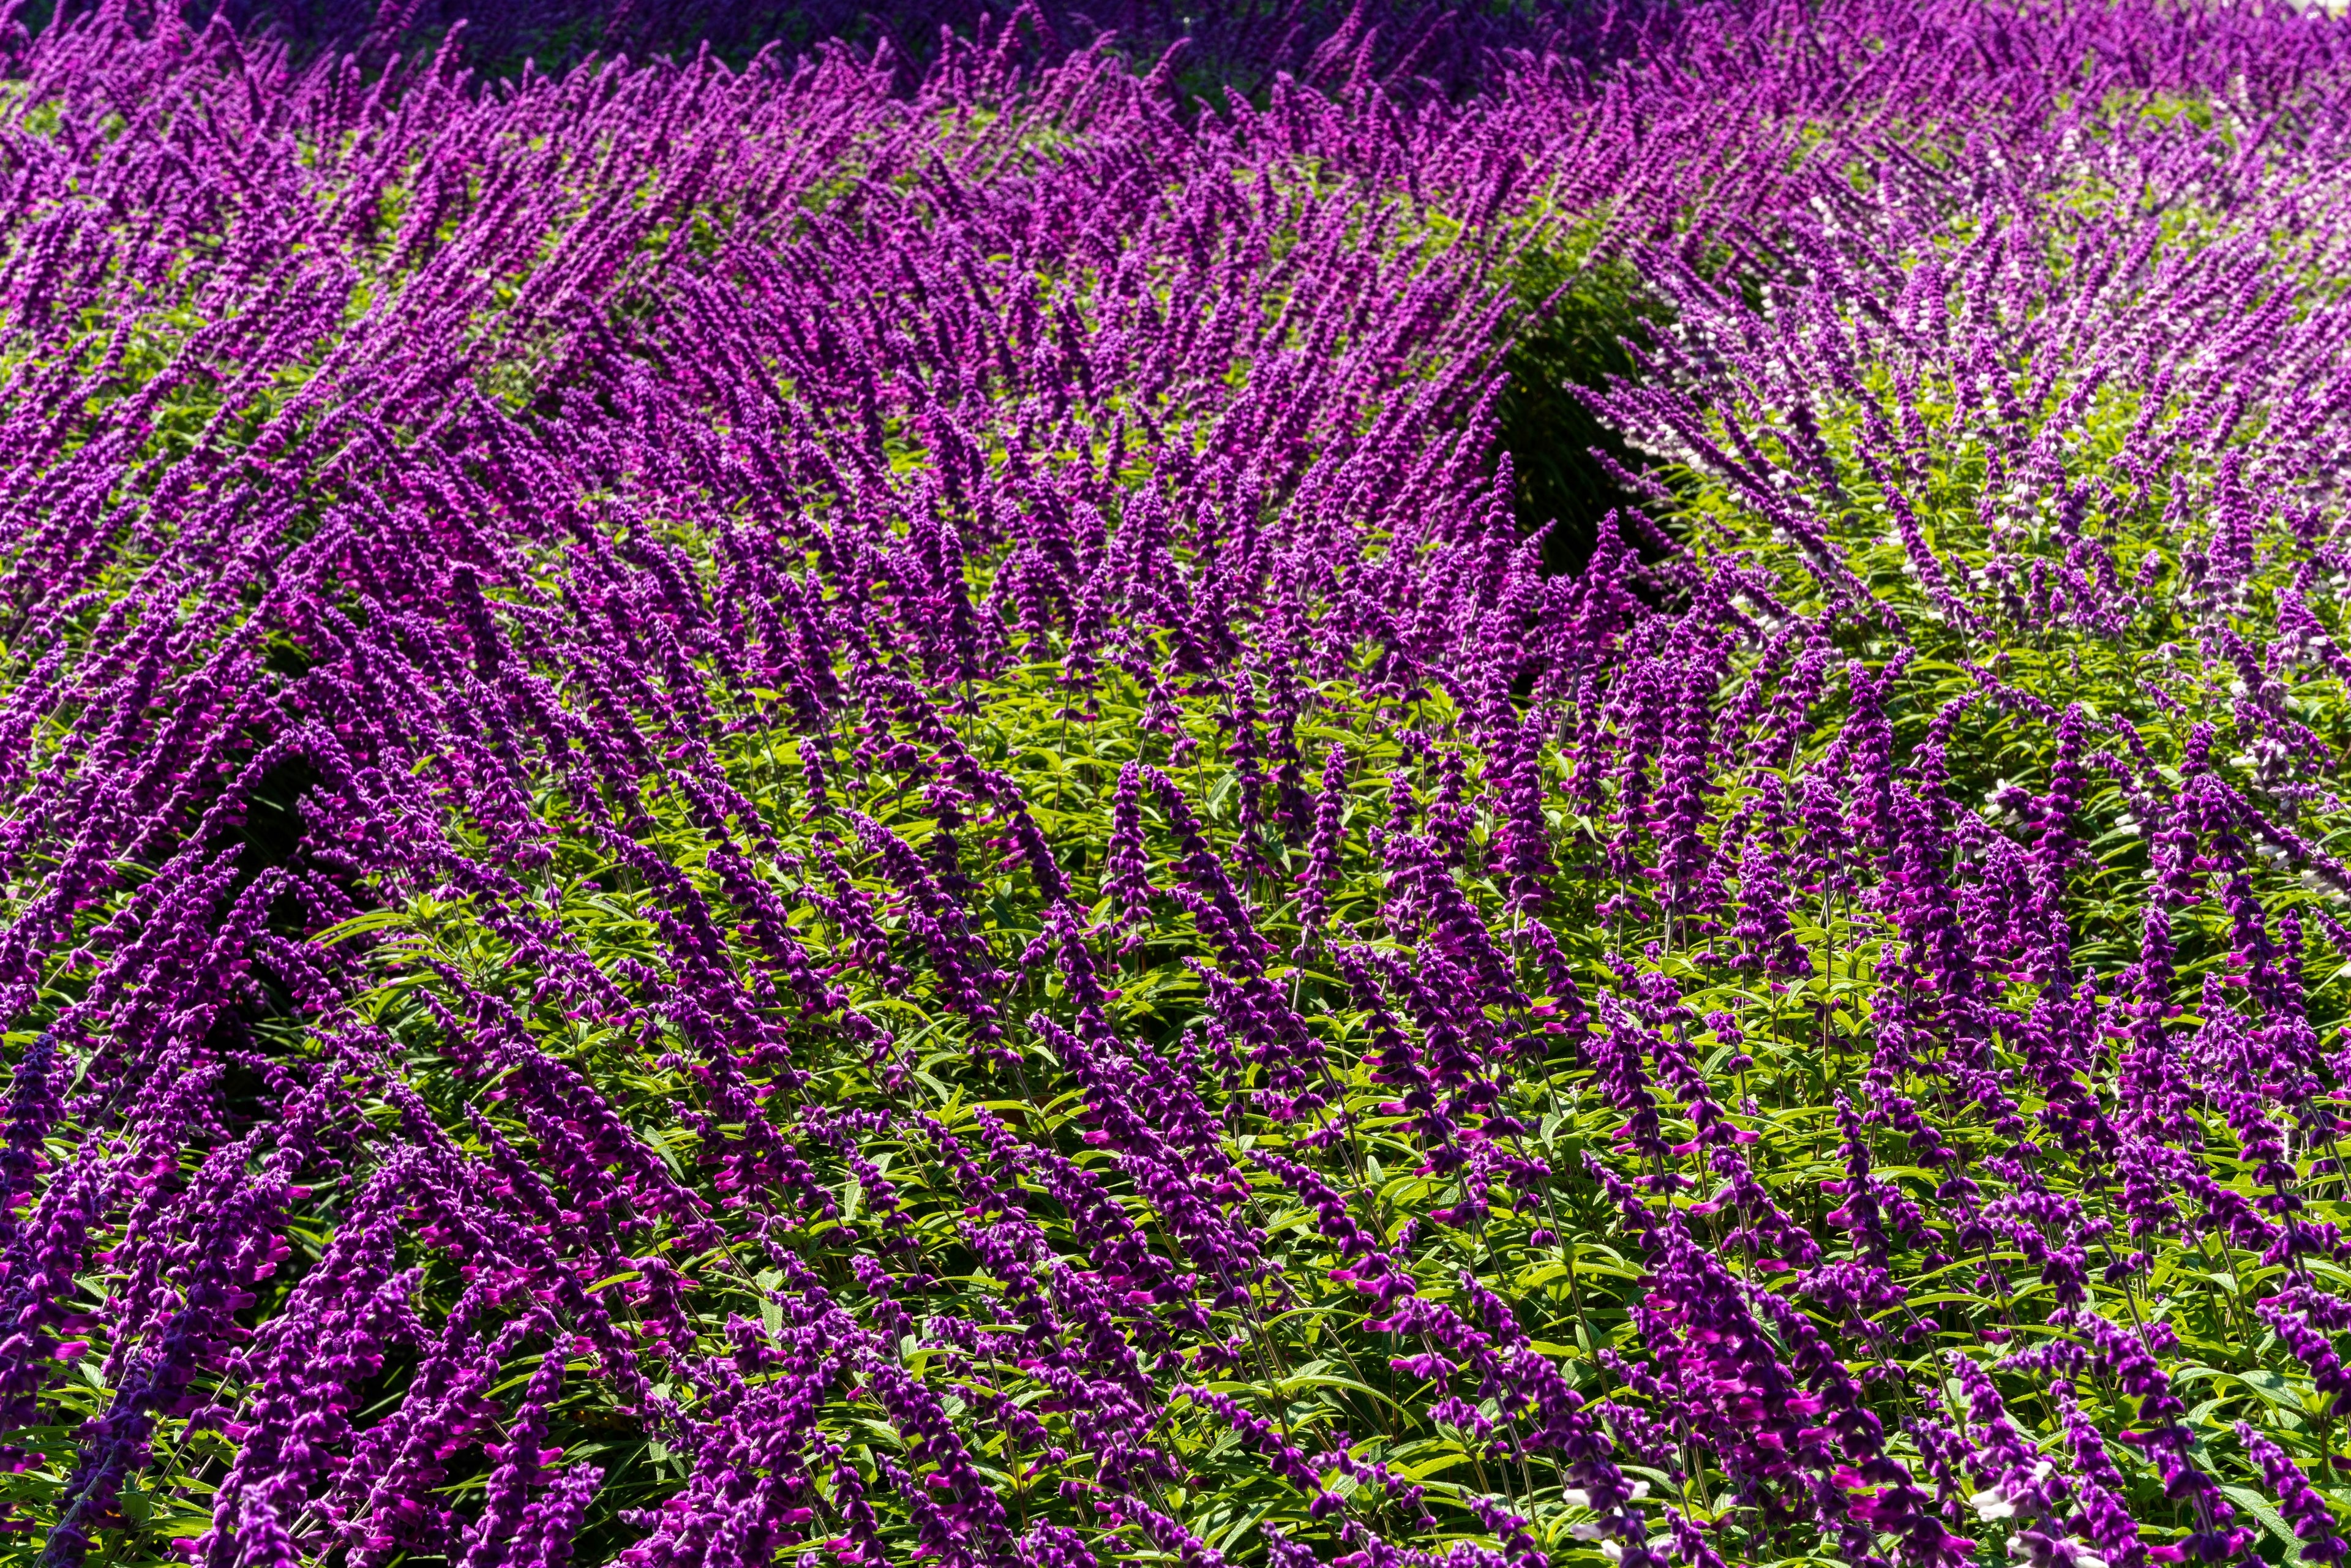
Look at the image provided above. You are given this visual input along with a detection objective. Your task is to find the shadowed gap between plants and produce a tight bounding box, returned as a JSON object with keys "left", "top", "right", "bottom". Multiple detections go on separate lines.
{"left": 1493, "top": 246, "right": 1668, "bottom": 579}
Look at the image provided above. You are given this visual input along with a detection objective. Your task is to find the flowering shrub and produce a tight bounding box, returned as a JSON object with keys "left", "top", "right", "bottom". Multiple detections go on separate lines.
{"left": 5, "top": 4, "right": 2351, "bottom": 1568}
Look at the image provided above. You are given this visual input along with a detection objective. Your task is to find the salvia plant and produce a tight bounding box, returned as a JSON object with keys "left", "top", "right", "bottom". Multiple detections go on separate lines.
{"left": 5, "top": 2, "right": 2351, "bottom": 1567}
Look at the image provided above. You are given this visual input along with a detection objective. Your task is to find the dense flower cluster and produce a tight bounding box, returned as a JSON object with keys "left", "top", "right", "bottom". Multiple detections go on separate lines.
{"left": 4, "top": 2, "right": 2351, "bottom": 1567}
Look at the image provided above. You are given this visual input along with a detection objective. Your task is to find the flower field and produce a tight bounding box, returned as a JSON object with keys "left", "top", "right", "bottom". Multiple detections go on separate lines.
{"left": 5, "top": 2, "right": 2351, "bottom": 1566}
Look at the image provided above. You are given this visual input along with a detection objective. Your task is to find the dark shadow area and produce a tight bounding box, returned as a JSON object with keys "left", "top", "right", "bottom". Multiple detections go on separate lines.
{"left": 230, "top": 751, "right": 325, "bottom": 890}
{"left": 1493, "top": 247, "right": 1667, "bottom": 577}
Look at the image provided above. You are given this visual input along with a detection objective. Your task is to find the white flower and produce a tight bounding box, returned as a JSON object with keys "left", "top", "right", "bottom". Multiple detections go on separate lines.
{"left": 1627, "top": 1481, "right": 1651, "bottom": 1502}
{"left": 1562, "top": 1489, "right": 1593, "bottom": 1509}
{"left": 1600, "top": 1543, "right": 1625, "bottom": 1563}
{"left": 1970, "top": 1487, "right": 2017, "bottom": 1521}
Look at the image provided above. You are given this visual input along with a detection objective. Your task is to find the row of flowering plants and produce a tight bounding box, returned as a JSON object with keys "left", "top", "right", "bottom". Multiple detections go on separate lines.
{"left": 5, "top": 2, "right": 2351, "bottom": 1568}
